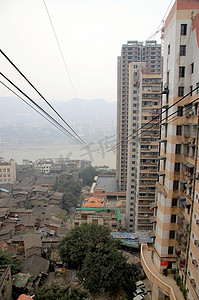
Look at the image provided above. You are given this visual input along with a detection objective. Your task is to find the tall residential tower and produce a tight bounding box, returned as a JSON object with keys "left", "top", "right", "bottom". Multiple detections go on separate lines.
{"left": 126, "top": 63, "right": 161, "bottom": 231}
{"left": 141, "top": 1, "right": 199, "bottom": 299}
{"left": 116, "top": 41, "right": 162, "bottom": 193}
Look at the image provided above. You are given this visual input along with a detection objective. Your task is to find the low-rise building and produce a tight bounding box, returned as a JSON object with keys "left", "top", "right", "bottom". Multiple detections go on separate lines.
{"left": 73, "top": 207, "right": 121, "bottom": 231}
{"left": 0, "top": 265, "right": 12, "bottom": 300}
{"left": 23, "top": 234, "right": 42, "bottom": 258}
{"left": 90, "top": 175, "right": 126, "bottom": 213}
{"left": 34, "top": 175, "right": 56, "bottom": 190}
{"left": 21, "top": 255, "right": 49, "bottom": 287}
{"left": 34, "top": 159, "right": 53, "bottom": 174}
{"left": 0, "top": 225, "right": 15, "bottom": 241}
{"left": 0, "top": 159, "right": 16, "bottom": 185}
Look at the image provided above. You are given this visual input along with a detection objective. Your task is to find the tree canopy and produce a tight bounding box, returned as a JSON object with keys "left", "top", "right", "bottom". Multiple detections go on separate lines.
{"left": 34, "top": 284, "right": 89, "bottom": 300}
{"left": 59, "top": 223, "right": 139, "bottom": 297}
{"left": 54, "top": 181, "right": 81, "bottom": 211}
{"left": 0, "top": 249, "right": 22, "bottom": 275}
{"left": 79, "top": 166, "right": 98, "bottom": 186}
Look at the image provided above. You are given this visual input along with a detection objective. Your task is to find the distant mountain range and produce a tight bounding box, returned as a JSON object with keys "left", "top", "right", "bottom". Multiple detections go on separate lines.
{"left": 0, "top": 97, "right": 116, "bottom": 143}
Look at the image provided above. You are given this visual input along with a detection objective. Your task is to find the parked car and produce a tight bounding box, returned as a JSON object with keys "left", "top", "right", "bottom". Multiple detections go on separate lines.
{"left": 135, "top": 280, "right": 145, "bottom": 289}
{"left": 133, "top": 295, "right": 145, "bottom": 300}
{"left": 133, "top": 288, "right": 147, "bottom": 297}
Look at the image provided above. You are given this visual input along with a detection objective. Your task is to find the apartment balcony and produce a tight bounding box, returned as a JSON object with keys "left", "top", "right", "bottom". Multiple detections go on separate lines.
{"left": 139, "top": 182, "right": 156, "bottom": 187}
{"left": 140, "top": 169, "right": 158, "bottom": 173}
{"left": 141, "top": 244, "right": 184, "bottom": 300}
{"left": 138, "top": 212, "right": 154, "bottom": 218}
{"left": 156, "top": 182, "right": 168, "bottom": 197}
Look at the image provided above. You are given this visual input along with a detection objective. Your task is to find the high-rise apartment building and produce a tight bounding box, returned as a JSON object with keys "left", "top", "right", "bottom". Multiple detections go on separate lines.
{"left": 116, "top": 41, "right": 162, "bottom": 193}
{"left": 116, "top": 41, "right": 162, "bottom": 230}
{"left": 126, "top": 63, "right": 161, "bottom": 231}
{"left": 141, "top": 1, "right": 199, "bottom": 299}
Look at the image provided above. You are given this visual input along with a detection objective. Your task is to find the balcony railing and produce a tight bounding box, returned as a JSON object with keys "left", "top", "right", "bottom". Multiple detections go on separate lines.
{"left": 141, "top": 244, "right": 184, "bottom": 300}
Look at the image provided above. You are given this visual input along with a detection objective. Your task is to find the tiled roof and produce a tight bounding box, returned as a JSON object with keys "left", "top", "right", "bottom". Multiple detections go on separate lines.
{"left": 23, "top": 234, "right": 42, "bottom": 250}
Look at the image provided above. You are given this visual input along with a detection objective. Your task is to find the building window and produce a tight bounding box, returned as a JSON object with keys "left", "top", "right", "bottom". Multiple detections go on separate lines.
{"left": 176, "top": 125, "right": 182, "bottom": 135}
{"left": 167, "top": 71, "right": 169, "bottom": 85}
{"left": 196, "top": 82, "right": 199, "bottom": 94}
{"left": 180, "top": 45, "right": 186, "bottom": 56}
{"left": 169, "top": 231, "right": 175, "bottom": 239}
{"left": 174, "top": 162, "right": 180, "bottom": 172}
{"left": 172, "top": 198, "right": 178, "bottom": 207}
{"left": 168, "top": 44, "right": 170, "bottom": 55}
{"left": 190, "top": 86, "right": 193, "bottom": 96}
{"left": 191, "top": 63, "right": 194, "bottom": 74}
{"left": 181, "top": 24, "right": 187, "bottom": 35}
{"left": 168, "top": 246, "right": 174, "bottom": 254}
{"left": 175, "top": 144, "right": 181, "bottom": 154}
{"left": 177, "top": 106, "right": 183, "bottom": 116}
{"left": 171, "top": 214, "right": 177, "bottom": 223}
{"left": 179, "top": 66, "right": 185, "bottom": 77}
{"left": 178, "top": 86, "right": 184, "bottom": 97}
{"left": 173, "top": 181, "right": 179, "bottom": 190}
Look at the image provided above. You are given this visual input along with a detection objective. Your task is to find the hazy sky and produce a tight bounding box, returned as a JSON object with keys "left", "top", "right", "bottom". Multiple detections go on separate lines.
{"left": 0, "top": 0, "right": 174, "bottom": 103}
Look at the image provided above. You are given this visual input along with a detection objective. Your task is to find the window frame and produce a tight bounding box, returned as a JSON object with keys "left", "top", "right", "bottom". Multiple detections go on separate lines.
{"left": 181, "top": 24, "right": 187, "bottom": 35}
{"left": 179, "top": 66, "right": 185, "bottom": 78}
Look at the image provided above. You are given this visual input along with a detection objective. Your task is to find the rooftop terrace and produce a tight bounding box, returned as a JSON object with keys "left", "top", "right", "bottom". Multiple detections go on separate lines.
{"left": 95, "top": 175, "right": 119, "bottom": 193}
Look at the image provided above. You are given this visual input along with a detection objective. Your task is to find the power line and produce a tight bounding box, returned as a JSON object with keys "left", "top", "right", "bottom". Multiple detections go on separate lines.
{"left": 0, "top": 49, "right": 87, "bottom": 147}
{"left": 42, "top": 0, "right": 85, "bottom": 119}
{"left": 42, "top": 0, "right": 77, "bottom": 99}
{"left": 0, "top": 81, "right": 74, "bottom": 141}
{"left": 129, "top": 87, "right": 199, "bottom": 141}
{"left": 107, "top": 87, "right": 199, "bottom": 153}
{"left": 131, "top": 96, "right": 199, "bottom": 143}
{"left": 0, "top": 72, "right": 86, "bottom": 146}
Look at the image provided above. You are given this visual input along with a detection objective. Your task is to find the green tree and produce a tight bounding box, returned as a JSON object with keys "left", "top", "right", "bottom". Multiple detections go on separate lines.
{"left": 34, "top": 284, "right": 89, "bottom": 300}
{"left": 59, "top": 223, "right": 115, "bottom": 269}
{"left": 0, "top": 249, "right": 22, "bottom": 275}
{"left": 54, "top": 181, "right": 81, "bottom": 211}
{"left": 79, "top": 166, "right": 98, "bottom": 186}
{"left": 121, "top": 263, "right": 138, "bottom": 300}
{"left": 59, "top": 223, "right": 138, "bottom": 297}
{"left": 78, "top": 245, "right": 126, "bottom": 294}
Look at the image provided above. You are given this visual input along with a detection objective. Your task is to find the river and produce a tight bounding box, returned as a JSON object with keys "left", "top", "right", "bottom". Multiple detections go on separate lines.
{"left": 0, "top": 142, "right": 116, "bottom": 169}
